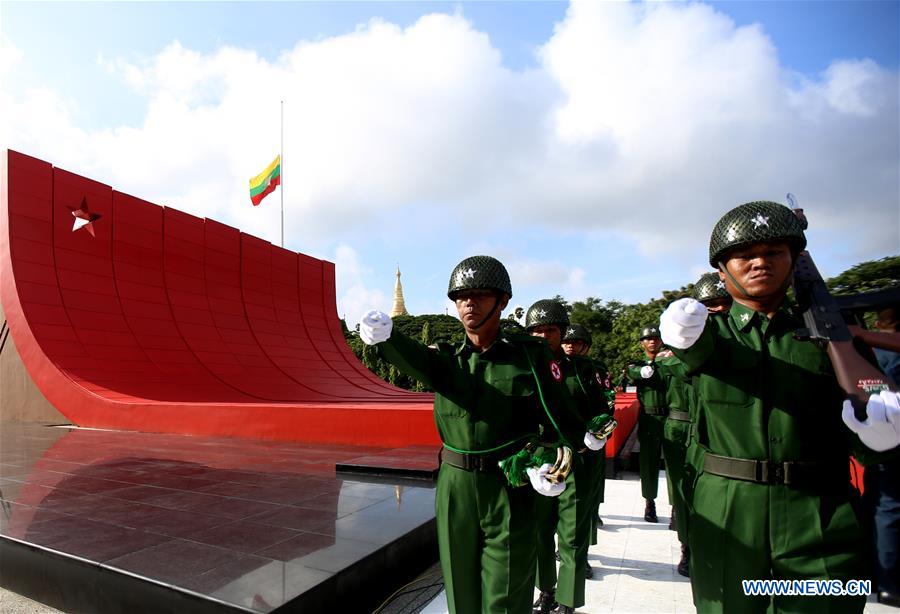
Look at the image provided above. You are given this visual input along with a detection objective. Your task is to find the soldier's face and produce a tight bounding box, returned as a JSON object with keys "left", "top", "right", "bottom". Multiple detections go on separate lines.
{"left": 562, "top": 340, "right": 588, "bottom": 356}
{"left": 701, "top": 297, "right": 732, "bottom": 314}
{"left": 721, "top": 241, "right": 793, "bottom": 299}
{"left": 531, "top": 325, "right": 562, "bottom": 353}
{"left": 640, "top": 337, "right": 661, "bottom": 356}
{"left": 454, "top": 290, "right": 507, "bottom": 331}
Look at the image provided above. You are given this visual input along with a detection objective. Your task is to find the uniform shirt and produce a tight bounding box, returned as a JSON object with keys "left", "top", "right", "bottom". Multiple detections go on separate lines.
{"left": 655, "top": 355, "right": 692, "bottom": 414}
{"left": 672, "top": 299, "right": 887, "bottom": 466}
{"left": 624, "top": 359, "right": 667, "bottom": 410}
{"left": 377, "top": 328, "right": 583, "bottom": 454}
{"left": 561, "top": 354, "right": 610, "bottom": 423}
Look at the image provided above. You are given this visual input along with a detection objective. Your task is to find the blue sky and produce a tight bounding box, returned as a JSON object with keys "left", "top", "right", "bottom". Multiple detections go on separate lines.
{"left": 3, "top": 1, "right": 898, "bottom": 321}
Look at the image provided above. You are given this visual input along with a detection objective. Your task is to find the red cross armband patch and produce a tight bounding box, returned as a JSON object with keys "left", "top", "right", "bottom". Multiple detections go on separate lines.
{"left": 549, "top": 361, "right": 562, "bottom": 382}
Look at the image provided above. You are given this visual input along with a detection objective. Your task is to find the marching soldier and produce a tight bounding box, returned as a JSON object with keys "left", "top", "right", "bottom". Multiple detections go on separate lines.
{"left": 622, "top": 326, "right": 669, "bottom": 523}
{"left": 561, "top": 324, "right": 613, "bottom": 533}
{"left": 526, "top": 301, "right": 608, "bottom": 614}
{"left": 656, "top": 273, "right": 734, "bottom": 577}
{"left": 660, "top": 201, "right": 900, "bottom": 613}
{"left": 359, "top": 256, "right": 583, "bottom": 614}
{"left": 693, "top": 271, "right": 732, "bottom": 314}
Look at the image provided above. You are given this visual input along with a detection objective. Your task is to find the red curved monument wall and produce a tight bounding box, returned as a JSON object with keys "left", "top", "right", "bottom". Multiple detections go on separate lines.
{"left": 1, "top": 150, "right": 438, "bottom": 446}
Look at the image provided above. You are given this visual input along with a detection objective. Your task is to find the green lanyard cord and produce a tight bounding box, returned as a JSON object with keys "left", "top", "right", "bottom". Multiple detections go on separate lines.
{"left": 523, "top": 347, "right": 573, "bottom": 449}
{"left": 441, "top": 433, "right": 537, "bottom": 456}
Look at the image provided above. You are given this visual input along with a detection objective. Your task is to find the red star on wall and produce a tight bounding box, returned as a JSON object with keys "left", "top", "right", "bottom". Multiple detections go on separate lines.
{"left": 69, "top": 197, "right": 101, "bottom": 237}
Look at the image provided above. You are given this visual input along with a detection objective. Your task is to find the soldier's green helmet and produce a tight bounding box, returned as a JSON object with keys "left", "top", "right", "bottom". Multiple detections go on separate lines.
{"left": 525, "top": 299, "right": 570, "bottom": 331}
{"left": 708, "top": 201, "right": 807, "bottom": 267}
{"left": 447, "top": 255, "right": 512, "bottom": 300}
{"left": 639, "top": 326, "right": 661, "bottom": 340}
{"left": 693, "top": 272, "right": 730, "bottom": 302}
{"left": 562, "top": 323, "right": 592, "bottom": 346}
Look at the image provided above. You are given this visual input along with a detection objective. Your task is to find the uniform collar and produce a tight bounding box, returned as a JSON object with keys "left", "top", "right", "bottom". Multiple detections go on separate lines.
{"left": 729, "top": 301, "right": 759, "bottom": 332}
{"left": 728, "top": 298, "right": 794, "bottom": 333}
{"left": 454, "top": 329, "right": 511, "bottom": 357}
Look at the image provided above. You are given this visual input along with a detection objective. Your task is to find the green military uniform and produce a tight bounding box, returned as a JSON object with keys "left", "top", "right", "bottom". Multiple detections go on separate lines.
{"left": 375, "top": 258, "right": 581, "bottom": 614}
{"left": 625, "top": 352, "right": 669, "bottom": 501}
{"left": 527, "top": 301, "right": 593, "bottom": 613}
{"left": 590, "top": 358, "right": 614, "bottom": 542}
{"left": 562, "top": 324, "right": 613, "bottom": 543}
{"left": 674, "top": 300, "right": 876, "bottom": 613}
{"left": 668, "top": 201, "right": 894, "bottom": 613}
{"left": 656, "top": 355, "right": 692, "bottom": 550}
{"left": 378, "top": 327, "right": 578, "bottom": 613}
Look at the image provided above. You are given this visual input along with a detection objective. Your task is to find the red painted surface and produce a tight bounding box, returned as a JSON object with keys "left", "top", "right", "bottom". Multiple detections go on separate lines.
{"left": 607, "top": 392, "right": 638, "bottom": 459}
{"left": 1, "top": 150, "right": 438, "bottom": 446}
{"left": 850, "top": 457, "right": 865, "bottom": 495}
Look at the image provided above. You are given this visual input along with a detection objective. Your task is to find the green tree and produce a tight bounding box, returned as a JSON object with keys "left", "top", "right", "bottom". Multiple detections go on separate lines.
{"left": 826, "top": 256, "right": 900, "bottom": 296}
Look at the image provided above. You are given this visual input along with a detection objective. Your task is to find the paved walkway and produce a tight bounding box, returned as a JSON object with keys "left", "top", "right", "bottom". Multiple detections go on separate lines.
{"left": 422, "top": 470, "right": 892, "bottom": 613}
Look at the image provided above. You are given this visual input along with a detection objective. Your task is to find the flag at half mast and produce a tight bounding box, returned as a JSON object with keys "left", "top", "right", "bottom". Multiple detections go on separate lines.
{"left": 249, "top": 155, "right": 281, "bottom": 206}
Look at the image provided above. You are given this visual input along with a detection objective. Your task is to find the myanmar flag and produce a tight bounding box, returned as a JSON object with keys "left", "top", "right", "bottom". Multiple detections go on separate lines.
{"left": 249, "top": 155, "right": 281, "bottom": 206}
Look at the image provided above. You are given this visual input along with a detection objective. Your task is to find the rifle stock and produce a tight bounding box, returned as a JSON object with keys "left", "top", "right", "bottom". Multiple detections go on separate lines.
{"left": 792, "top": 250, "right": 897, "bottom": 420}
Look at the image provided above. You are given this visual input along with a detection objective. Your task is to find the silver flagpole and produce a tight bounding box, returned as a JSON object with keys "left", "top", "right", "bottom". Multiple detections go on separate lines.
{"left": 280, "top": 99, "right": 284, "bottom": 248}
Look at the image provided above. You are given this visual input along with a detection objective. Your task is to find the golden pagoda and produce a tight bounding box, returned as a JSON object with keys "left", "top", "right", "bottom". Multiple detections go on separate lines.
{"left": 390, "top": 267, "right": 409, "bottom": 317}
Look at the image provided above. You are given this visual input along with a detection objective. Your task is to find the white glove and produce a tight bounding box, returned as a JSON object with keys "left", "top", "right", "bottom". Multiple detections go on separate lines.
{"left": 526, "top": 463, "right": 566, "bottom": 497}
{"left": 660, "top": 298, "right": 708, "bottom": 350}
{"left": 842, "top": 391, "right": 900, "bottom": 452}
{"left": 640, "top": 365, "right": 655, "bottom": 379}
{"left": 358, "top": 309, "right": 393, "bottom": 345}
{"left": 584, "top": 431, "right": 607, "bottom": 451}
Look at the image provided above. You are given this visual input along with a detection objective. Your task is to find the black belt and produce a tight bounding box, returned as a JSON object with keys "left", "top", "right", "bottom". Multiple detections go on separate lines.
{"left": 668, "top": 410, "right": 690, "bottom": 422}
{"left": 703, "top": 452, "right": 847, "bottom": 488}
{"left": 440, "top": 447, "right": 504, "bottom": 472}
{"left": 643, "top": 406, "right": 668, "bottom": 416}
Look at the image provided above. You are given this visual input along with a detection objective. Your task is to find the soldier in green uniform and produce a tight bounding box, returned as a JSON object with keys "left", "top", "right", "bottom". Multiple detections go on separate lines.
{"left": 359, "top": 256, "right": 583, "bottom": 614}
{"left": 561, "top": 324, "right": 613, "bottom": 534}
{"left": 693, "top": 272, "right": 732, "bottom": 315}
{"left": 622, "top": 326, "right": 669, "bottom": 523}
{"left": 659, "top": 201, "right": 900, "bottom": 613}
{"left": 526, "top": 301, "right": 608, "bottom": 614}
{"left": 654, "top": 273, "right": 732, "bottom": 578}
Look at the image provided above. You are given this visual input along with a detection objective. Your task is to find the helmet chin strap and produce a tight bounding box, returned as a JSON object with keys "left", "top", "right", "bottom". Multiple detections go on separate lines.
{"left": 718, "top": 260, "right": 795, "bottom": 303}
{"left": 471, "top": 294, "right": 502, "bottom": 331}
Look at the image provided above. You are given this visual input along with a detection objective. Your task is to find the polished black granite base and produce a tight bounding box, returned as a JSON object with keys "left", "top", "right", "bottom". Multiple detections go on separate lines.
{"left": 336, "top": 446, "right": 440, "bottom": 481}
{"left": 0, "top": 424, "right": 437, "bottom": 613}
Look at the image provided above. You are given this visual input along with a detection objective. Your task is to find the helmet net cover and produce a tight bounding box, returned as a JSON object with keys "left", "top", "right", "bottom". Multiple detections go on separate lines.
{"left": 693, "top": 272, "right": 730, "bottom": 302}
{"left": 708, "top": 201, "right": 807, "bottom": 268}
{"left": 525, "top": 299, "right": 570, "bottom": 331}
{"left": 639, "top": 326, "right": 661, "bottom": 340}
{"left": 447, "top": 255, "right": 512, "bottom": 299}
{"left": 562, "top": 323, "right": 592, "bottom": 345}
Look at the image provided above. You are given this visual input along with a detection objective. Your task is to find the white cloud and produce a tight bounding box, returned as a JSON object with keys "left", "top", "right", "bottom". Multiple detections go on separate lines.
{"left": 334, "top": 243, "right": 389, "bottom": 324}
{"left": 3, "top": 1, "right": 897, "bottom": 290}
{"left": 0, "top": 36, "right": 23, "bottom": 76}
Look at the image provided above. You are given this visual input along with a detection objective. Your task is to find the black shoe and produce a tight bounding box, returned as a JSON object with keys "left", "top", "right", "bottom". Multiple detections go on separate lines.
{"left": 585, "top": 562, "right": 594, "bottom": 579}
{"left": 555, "top": 549, "right": 561, "bottom": 562}
{"left": 644, "top": 499, "right": 658, "bottom": 523}
{"left": 668, "top": 508, "right": 675, "bottom": 530}
{"left": 676, "top": 544, "right": 690, "bottom": 578}
{"left": 556, "top": 606, "right": 575, "bottom": 614}
{"left": 532, "top": 589, "right": 557, "bottom": 614}
{"left": 878, "top": 591, "right": 900, "bottom": 608}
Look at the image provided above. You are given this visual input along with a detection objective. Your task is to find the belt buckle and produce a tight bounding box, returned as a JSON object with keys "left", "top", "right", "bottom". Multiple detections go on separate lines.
{"left": 767, "top": 462, "right": 786, "bottom": 485}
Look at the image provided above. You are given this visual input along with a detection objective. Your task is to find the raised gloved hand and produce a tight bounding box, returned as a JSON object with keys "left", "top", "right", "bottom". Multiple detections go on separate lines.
{"left": 526, "top": 463, "right": 566, "bottom": 497}
{"left": 640, "top": 365, "right": 655, "bottom": 379}
{"left": 660, "top": 298, "right": 709, "bottom": 350}
{"left": 842, "top": 391, "right": 900, "bottom": 452}
{"left": 584, "top": 431, "right": 607, "bottom": 451}
{"left": 359, "top": 310, "right": 393, "bottom": 345}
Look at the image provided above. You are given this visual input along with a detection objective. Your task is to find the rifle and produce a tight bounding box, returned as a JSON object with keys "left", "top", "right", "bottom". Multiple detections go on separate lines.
{"left": 788, "top": 194, "right": 899, "bottom": 419}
